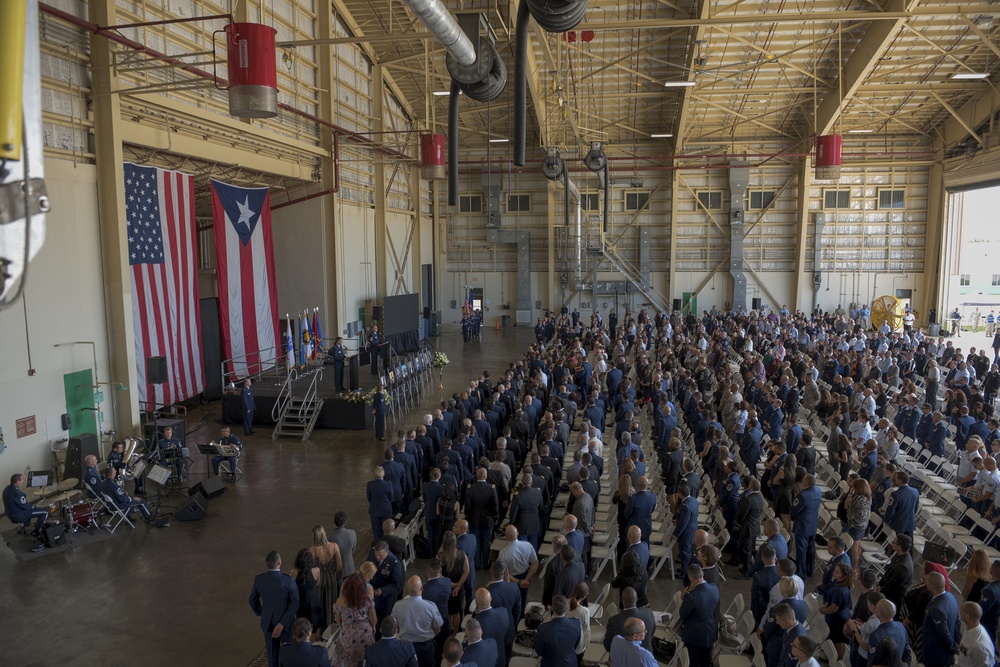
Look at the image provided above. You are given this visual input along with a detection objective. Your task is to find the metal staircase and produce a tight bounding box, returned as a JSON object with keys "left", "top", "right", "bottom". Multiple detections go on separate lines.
{"left": 598, "top": 243, "right": 672, "bottom": 314}
{"left": 272, "top": 369, "right": 325, "bottom": 441}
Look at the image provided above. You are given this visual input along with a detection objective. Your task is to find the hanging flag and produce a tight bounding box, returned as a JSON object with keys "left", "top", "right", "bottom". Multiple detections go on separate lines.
{"left": 465, "top": 286, "right": 474, "bottom": 314}
{"left": 211, "top": 179, "right": 279, "bottom": 381}
{"left": 301, "top": 311, "right": 313, "bottom": 366}
{"left": 125, "top": 163, "right": 204, "bottom": 406}
{"left": 312, "top": 308, "right": 323, "bottom": 357}
{"left": 285, "top": 317, "right": 295, "bottom": 373}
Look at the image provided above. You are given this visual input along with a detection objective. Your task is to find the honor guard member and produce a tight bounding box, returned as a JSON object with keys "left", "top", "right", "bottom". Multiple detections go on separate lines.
{"left": 465, "top": 468, "right": 500, "bottom": 569}
{"left": 790, "top": 474, "right": 822, "bottom": 578}
{"left": 83, "top": 454, "right": 101, "bottom": 498}
{"left": 242, "top": 377, "right": 256, "bottom": 436}
{"left": 370, "top": 540, "right": 405, "bottom": 636}
{"left": 2, "top": 473, "right": 49, "bottom": 551}
{"left": 373, "top": 385, "right": 388, "bottom": 442}
{"left": 248, "top": 551, "right": 299, "bottom": 667}
{"left": 158, "top": 426, "right": 186, "bottom": 481}
{"left": 212, "top": 425, "right": 243, "bottom": 478}
{"left": 462, "top": 313, "right": 473, "bottom": 343}
{"left": 369, "top": 325, "right": 383, "bottom": 376}
{"left": 718, "top": 461, "right": 741, "bottom": 535}
{"left": 332, "top": 336, "right": 347, "bottom": 391}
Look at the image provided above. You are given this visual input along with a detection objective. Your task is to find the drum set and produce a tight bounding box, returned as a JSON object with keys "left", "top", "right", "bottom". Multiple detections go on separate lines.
{"left": 28, "top": 479, "right": 100, "bottom": 533}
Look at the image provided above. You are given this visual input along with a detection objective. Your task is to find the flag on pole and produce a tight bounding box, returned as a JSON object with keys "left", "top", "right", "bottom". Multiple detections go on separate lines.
{"left": 312, "top": 308, "right": 323, "bottom": 357}
{"left": 285, "top": 317, "right": 295, "bottom": 373}
{"left": 125, "top": 163, "right": 204, "bottom": 406}
{"left": 464, "top": 286, "right": 474, "bottom": 314}
{"left": 301, "top": 311, "right": 313, "bottom": 366}
{"left": 297, "top": 313, "right": 307, "bottom": 368}
{"left": 211, "top": 179, "right": 279, "bottom": 382}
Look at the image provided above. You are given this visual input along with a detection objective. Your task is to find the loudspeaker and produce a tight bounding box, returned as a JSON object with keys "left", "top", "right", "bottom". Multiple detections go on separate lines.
{"left": 672, "top": 298, "right": 681, "bottom": 312}
{"left": 189, "top": 475, "right": 226, "bottom": 500}
{"left": 372, "top": 306, "right": 382, "bottom": 322}
{"left": 65, "top": 433, "right": 99, "bottom": 482}
{"left": 60, "top": 413, "right": 71, "bottom": 431}
{"left": 423, "top": 306, "right": 431, "bottom": 319}
{"left": 42, "top": 523, "right": 65, "bottom": 548}
{"left": 146, "top": 356, "right": 168, "bottom": 385}
{"left": 752, "top": 297, "right": 762, "bottom": 310}
{"left": 175, "top": 492, "right": 207, "bottom": 521}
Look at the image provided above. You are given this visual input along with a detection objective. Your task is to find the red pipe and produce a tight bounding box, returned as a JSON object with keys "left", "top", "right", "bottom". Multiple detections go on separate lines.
{"left": 457, "top": 150, "right": 937, "bottom": 165}
{"left": 39, "top": 2, "right": 415, "bottom": 178}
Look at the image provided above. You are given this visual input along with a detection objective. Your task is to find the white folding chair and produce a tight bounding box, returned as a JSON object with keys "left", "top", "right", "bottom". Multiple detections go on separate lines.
{"left": 100, "top": 492, "right": 135, "bottom": 533}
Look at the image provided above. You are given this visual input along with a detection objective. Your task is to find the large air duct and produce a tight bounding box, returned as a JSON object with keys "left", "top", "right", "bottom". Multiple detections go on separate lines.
{"left": 543, "top": 149, "right": 582, "bottom": 286}
{"left": 513, "top": 0, "right": 589, "bottom": 165}
{"left": 401, "top": 0, "right": 476, "bottom": 66}
{"left": 448, "top": 81, "right": 460, "bottom": 206}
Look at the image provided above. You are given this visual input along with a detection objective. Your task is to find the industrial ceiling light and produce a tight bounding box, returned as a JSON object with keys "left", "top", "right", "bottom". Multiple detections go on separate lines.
{"left": 664, "top": 81, "right": 696, "bottom": 88}
{"left": 650, "top": 133, "right": 674, "bottom": 138}
{"left": 848, "top": 129, "right": 874, "bottom": 134}
{"left": 432, "top": 90, "right": 452, "bottom": 96}
{"left": 488, "top": 138, "right": 508, "bottom": 143}
{"left": 952, "top": 72, "right": 990, "bottom": 80}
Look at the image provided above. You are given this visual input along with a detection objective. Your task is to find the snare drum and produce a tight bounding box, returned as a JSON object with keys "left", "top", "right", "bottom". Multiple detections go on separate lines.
{"left": 64, "top": 501, "right": 97, "bottom": 528}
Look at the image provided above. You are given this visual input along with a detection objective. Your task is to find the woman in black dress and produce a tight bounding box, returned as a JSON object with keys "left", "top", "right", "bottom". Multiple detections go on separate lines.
{"left": 438, "top": 531, "right": 470, "bottom": 632}
{"left": 292, "top": 548, "right": 323, "bottom": 641}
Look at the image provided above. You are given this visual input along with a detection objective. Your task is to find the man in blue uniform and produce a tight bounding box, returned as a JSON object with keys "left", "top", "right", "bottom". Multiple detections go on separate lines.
{"left": 211, "top": 425, "right": 243, "bottom": 478}
{"left": 790, "top": 473, "right": 821, "bottom": 578}
{"left": 2, "top": 474, "right": 49, "bottom": 551}
{"left": 624, "top": 476, "right": 657, "bottom": 543}
{"left": 370, "top": 541, "right": 404, "bottom": 637}
{"left": 921, "top": 572, "right": 960, "bottom": 667}
{"left": 101, "top": 467, "right": 167, "bottom": 526}
{"left": 281, "top": 618, "right": 332, "bottom": 667}
{"left": 533, "top": 595, "right": 581, "bottom": 667}
{"left": 373, "top": 385, "right": 388, "bottom": 441}
{"left": 248, "top": 550, "right": 299, "bottom": 667}
{"left": 369, "top": 324, "right": 383, "bottom": 376}
{"left": 158, "top": 425, "right": 186, "bottom": 481}
{"left": 332, "top": 336, "right": 347, "bottom": 390}
{"left": 241, "top": 378, "right": 256, "bottom": 435}
{"left": 717, "top": 462, "right": 741, "bottom": 536}
{"left": 474, "top": 588, "right": 511, "bottom": 667}
{"left": 673, "top": 481, "right": 699, "bottom": 574}
{"left": 679, "top": 564, "right": 720, "bottom": 667}
{"left": 462, "top": 618, "right": 498, "bottom": 667}
{"left": 83, "top": 454, "right": 102, "bottom": 498}
{"left": 365, "top": 617, "right": 418, "bottom": 667}
{"left": 883, "top": 471, "right": 919, "bottom": 545}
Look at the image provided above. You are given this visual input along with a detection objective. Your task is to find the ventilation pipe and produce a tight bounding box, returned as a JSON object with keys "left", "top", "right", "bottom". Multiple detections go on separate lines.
{"left": 513, "top": 0, "right": 589, "bottom": 165}
{"left": 400, "top": 0, "right": 476, "bottom": 66}
{"left": 583, "top": 142, "right": 609, "bottom": 236}
{"left": 543, "top": 149, "right": 582, "bottom": 286}
{"left": 448, "top": 81, "right": 460, "bottom": 206}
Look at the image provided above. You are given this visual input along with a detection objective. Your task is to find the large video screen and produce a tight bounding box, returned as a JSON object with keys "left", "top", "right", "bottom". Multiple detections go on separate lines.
{"left": 382, "top": 293, "right": 420, "bottom": 336}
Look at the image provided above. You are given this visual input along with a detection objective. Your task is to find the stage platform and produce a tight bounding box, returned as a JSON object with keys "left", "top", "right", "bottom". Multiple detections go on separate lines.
{"left": 221, "top": 360, "right": 380, "bottom": 430}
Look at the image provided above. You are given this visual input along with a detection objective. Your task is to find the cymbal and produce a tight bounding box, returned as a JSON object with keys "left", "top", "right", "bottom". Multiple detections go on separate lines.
{"left": 57, "top": 478, "right": 79, "bottom": 491}
{"left": 24, "top": 490, "right": 41, "bottom": 504}
{"left": 38, "top": 484, "right": 58, "bottom": 497}
{"left": 49, "top": 492, "right": 77, "bottom": 505}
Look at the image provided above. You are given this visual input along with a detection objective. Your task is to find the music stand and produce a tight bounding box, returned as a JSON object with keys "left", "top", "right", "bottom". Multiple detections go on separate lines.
{"left": 197, "top": 443, "right": 216, "bottom": 477}
{"left": 142, "top": 463, "right": 173, "bottom": 518}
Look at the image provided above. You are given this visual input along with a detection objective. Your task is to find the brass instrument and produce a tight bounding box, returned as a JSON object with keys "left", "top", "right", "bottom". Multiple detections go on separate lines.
{"left": 211, "top": 440, "right": 240, "bottom": 457}
{"left": 121, "top": 436, "right": 146, "bottom": 481}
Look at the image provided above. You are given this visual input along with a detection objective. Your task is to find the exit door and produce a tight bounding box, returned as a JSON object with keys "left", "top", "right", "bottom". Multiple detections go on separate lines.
{"left": 682, "top": 292, "right": 698, "bottom": 316}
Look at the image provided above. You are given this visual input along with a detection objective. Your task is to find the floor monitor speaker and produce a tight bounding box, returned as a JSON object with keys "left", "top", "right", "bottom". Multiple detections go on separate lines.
{"left": 175, "top": 492, "right": 207, "bottom": 521}
{"left": 190, "top": 476, "right": 226, "bottom": 500}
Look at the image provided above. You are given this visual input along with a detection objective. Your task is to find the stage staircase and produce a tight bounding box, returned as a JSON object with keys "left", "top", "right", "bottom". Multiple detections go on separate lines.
{"left": 272, "top": 369, "right": 324, "bottom": 441}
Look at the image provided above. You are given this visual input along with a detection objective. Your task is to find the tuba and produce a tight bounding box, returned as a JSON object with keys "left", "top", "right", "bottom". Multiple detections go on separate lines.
{"left": 121, "top": 436, "right": 145, "bottom": 481}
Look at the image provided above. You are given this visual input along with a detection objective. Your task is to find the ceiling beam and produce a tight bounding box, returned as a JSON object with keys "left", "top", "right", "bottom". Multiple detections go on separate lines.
{"left": 936, "top": 79, "right": 1000, "bottom": 149}
{"left": 676, "top": 0, "right": 713, "bottom": 144}
{"left": 577, "top": 5, "right": 995, "bottom": 32}
{"left": 932, "top": 91, "right": 984, "bottom": 146}
{"left": 814, "top": 0, "right": 917, "bottom": 136}
{"left": 530, "top": 22, "right": 584, "bottom": 150}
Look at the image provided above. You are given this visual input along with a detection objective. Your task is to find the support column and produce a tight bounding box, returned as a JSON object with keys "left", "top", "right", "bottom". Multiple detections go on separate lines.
{"left": 90, "top": 0, "right": 139, "bottom": 432}
{"left": 921, "top": 161, "right": 945, "bottom": 325}
{"left": 728, "top": 162, "right": 749, "bottom": 312}
{"left": 317, "top": 0, "right": 340, "bottom": 334}
{"left": 668, "top": 170, "right": 680, "bottom": 305}
{"left": 547, "top": 180, "right": 557, "bottom": 309}
{"left": 432, "top": 180, "right": 442, "bottom": 313}
{"left": 373, "top": 65, "right": 388, "bottom": 307}
{"left": 792, "top": 158, "right": 813, "bottom": 312}
{"left": 410, "top": 167, "right": 422, "bottom": 301}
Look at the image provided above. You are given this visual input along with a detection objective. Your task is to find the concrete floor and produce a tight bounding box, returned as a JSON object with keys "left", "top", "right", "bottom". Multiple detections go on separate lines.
{"left": 0, "top": 325, "right": 751, "bottom": 667}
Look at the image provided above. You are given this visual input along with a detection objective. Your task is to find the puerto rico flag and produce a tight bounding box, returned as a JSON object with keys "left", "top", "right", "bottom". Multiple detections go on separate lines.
{"left": 211, "top": 179, "right": 279, "bottom": 382}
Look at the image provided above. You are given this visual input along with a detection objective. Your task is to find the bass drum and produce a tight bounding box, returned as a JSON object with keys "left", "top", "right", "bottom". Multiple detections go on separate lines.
{"left": 63, "top": 501, "right": 97, "bottom": 530}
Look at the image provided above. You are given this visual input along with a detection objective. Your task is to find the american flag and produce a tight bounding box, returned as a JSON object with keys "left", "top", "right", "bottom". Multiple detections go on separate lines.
{"left": 126, "top": 163, "right": 204, "bottom": 406}
{"left": 464, "top": 286, "right": 474, "bottom": 313}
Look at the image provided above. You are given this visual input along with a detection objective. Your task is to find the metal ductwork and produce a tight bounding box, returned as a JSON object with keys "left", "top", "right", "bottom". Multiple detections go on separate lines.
{"left": 583, "top": 142, "right": 610, "bottom": 236}
{"left": 513, "top": 0, "right": 589, "bottom": 165}
{"left": 401, "top": 0, "right": 476, "bottom": 66}
{"left": 729, "top": 161, "right": 749, "bottom": 312}
{"left": 446, "top": 12, "right": 508, "bottom": 205}
{"left": 543, "top": 149, "right": 582, "bottom": 287}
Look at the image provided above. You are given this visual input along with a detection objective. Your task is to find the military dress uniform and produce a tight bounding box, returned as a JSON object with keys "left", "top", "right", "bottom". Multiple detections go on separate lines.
{"left": 369, "top": 329, "right": 383, "bottom": 376}
{"left": 370, "top": 550, "right": 404, "bottom": 636}
{"left": 83, "top": 464, "right": 102, "bottom": 498}
{"left": 465, "top": 479, "right": 500, "bottom": 569}
{"left": 158, "top": 433, "right": 186, "bottom": 480}
{"left": 212, "top": 433, "right": 243, "bottom": 478}
{"left": 332, "top": 341, "right": 347, "bottom": 390}
{"left": 242, "top": 383, "right": 256, "bottom": 435}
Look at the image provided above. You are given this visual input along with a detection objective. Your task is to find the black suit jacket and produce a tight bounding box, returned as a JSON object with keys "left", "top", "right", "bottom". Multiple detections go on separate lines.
{"left": 602, "top": 607, "right": 656, "bottom": 652}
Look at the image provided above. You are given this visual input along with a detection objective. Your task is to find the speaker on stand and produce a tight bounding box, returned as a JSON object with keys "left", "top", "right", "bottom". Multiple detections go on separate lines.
{"left": 65, "top": 434, "right": 99, "bottom": 482}
{"left": 146, "top": 356, "right": 168, "bottom": 385}
{"left": 672, "top": 298, "right": 682, "bottom": 312}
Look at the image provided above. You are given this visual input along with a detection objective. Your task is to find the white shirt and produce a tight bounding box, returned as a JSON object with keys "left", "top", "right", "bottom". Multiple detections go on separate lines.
{"left": 957, "top": 624, "right": 996, "bottom": 667}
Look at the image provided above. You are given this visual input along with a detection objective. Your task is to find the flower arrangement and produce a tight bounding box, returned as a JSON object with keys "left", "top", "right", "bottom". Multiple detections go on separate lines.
{"left": 364, "top": 387, "right": 391, "bottom": 405}
{"left": 340, "top": 390, "right": 366, "bottom": 404}
{"left": 433, "top": 352, "right": 450, "bottom": 369}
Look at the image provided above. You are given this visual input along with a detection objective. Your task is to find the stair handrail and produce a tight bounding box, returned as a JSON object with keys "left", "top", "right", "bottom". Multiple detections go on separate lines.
{"left": 299, "top": 368, "right": 323, "bottom": 421}
{"left": 601, "top": 244, "right": 672, "bottom": 313}
{"left": 272, "top": 368, "right": 299, "bottom": 422}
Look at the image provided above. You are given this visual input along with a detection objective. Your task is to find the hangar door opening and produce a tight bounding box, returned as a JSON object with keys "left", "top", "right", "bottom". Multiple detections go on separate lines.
{"left": 942, "top": 183, "right": 1000, "bottom": 337}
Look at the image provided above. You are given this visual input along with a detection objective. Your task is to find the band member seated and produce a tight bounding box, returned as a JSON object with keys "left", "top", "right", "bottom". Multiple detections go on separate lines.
{"left": 83, "top": 454, "right": 101, "bottom": 499}
{"left": 212, "top": 426, "right": 243, "bottom": 478}
{"left": 106, "top": 441, "right": 125, "bottom": 475}
{"left": 2, "top": 474, "right": 49, "bottom": 551}
{"left": 100, "top": 467, "right": 168, "bottom": 527}
{"left": 158, "top": 426, "right": 186, "bottom": 481}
